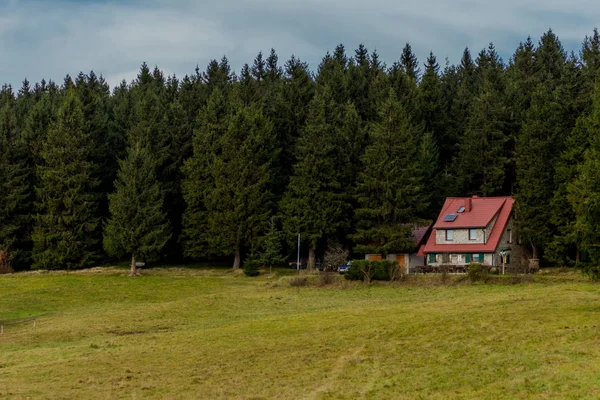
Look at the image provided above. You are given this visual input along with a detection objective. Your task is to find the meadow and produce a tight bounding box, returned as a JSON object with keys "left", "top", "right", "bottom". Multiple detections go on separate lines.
{"left": 1, "top": 267, "right": 600, "bottom": 399}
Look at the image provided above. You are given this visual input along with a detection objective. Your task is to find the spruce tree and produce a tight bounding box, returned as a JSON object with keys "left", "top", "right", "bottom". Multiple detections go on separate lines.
{"left": 32, "top": 89, "right": 99, "bottom": 270}
{"left": 273, "top": 56, "right": 315, "bottom": 199}
{"left": 192, "top": 101, "right": 277, "bottom": 269}
{"left": 417, "top": 132, "right": 442, "bottom": 219}
{"left": 182, "top": 88, "right": 230, "bottom": 259}
{"left": 400, "top": 43, "right": 420, "bottom": 82}
{"left": 0, "top": 95, "right": 31, "bottom": 268}
{"left": 453, "top": 46, "right": 507, "bottom": 196}
{"left": 259, "top": 218, "right": 286, "bottom": 273}
{"left": 352, "top": 90, "right": 424, "bottom": 254}
{"left": 417, "top": 52, "right": 444, "bottom": 157}
{"left": 514, "top": 83, "right": 562, "bottom": 260}
{"left": 104, "top": 141, "right": 171, "bottom": 276}
{"left": 568, "top": 75, "right": 600, "bottom": 262}
{"left": 281, "top": 88, "right": 349, "bottom": 269}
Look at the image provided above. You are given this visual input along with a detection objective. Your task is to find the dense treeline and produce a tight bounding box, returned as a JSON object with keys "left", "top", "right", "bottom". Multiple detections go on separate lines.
{"left": 1, "top": 28, "right": 600, "bottom": 272}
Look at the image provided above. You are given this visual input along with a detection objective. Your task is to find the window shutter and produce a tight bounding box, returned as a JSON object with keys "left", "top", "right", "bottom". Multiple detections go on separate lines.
{"left": 466, "top": 254, "right": 471, "bottom": 263}
{"left": 428, "top": 254, "right": 436, "bottom": 263}
{"left": 479, "top": 253, "right": 485, "bottom": 263}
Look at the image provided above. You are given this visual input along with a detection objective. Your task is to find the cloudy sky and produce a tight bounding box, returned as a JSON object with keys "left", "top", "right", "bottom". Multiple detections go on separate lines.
{"left": 0, "top": 0, "right": 597, "bottom": 89}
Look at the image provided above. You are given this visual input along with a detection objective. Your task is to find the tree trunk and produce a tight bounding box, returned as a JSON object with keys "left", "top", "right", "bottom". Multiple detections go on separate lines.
{"left": 129, "top": 254, "right": 139, "bottom": 277}
{"left": 308, "top": 247, "right": 316, "bottom": 270}
{"left": 531, "top": 243, "right": 538, "bottom": 260}
{"left": 233, "top": 246, "right": 241, "bottom": 270}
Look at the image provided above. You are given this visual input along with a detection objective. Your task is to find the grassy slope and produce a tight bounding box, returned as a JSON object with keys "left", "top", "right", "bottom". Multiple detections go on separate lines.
{"left": 1, "top": 268, "right": 600, "bottom": 399}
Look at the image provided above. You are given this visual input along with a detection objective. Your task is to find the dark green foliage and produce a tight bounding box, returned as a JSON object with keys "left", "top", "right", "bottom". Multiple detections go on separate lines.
{"left": 32, "top": 89, "right": 100, "bottom": 270}
{"left": 344, "top": 260, "right": 394, "bottom": 282}
{"left": 353, "top": 90, "right": 424, "bottom": 254}
{"left": 400, "top": 43, "right": 420, "bottom": 82}
{"left": 103, "top": 141, "right": 171, "bottom": 265}
{"left": 0, "top": 92, "right": 31, "bottom": 267}
{"left": 182, "top": 88, "right": 230, "bottom": 260}
{"left": 568, "top": 75, "right": 600, "bottom": 263}
{"left": 454, "top": 47, "right": 508, "bottom": 196}
{"left": 280, "top": 88, "right": 349, "bottom": 268}
{"left": 259, "top": 218, "right": 286, "bottom": 270}
{"left": 184, "top": 93, "right": 277, "bottom": 268}
{"left": 243, "top": 259, "right": 260, "bottom": 277}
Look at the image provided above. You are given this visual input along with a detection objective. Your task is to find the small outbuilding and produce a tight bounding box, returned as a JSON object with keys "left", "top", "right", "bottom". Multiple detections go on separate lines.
{"left": 365, "top": 224, "right": 432, "bottom": 274}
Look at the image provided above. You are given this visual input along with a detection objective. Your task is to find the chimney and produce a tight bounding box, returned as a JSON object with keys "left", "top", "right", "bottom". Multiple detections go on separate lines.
{"left": 465, "top": 198, "right": 472, "bottom": 212}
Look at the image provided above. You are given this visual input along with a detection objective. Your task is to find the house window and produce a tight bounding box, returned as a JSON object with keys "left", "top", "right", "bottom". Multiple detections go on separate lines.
{"left": 441, "top": 254, "right": 450, "bottom": 263}
{"left": 469, "top": 229, "right": 477, "bottom": 240}
{"left": 507, "top": 229, "right": 512, "bottom": 244}
{"left": 428, "top": 253, "right": 436, "bottom": 264}
{"left": 446, "top": 230, "right": 454, "bottom": 241}
{"left": 473, "top": 253, "right": 485, "bottom": 263}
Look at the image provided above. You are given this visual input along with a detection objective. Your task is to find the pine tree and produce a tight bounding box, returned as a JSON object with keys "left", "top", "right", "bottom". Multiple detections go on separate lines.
{"left": 0, "top": 93, "right": 31, "bottom": 267}
{"left": 352, "top": 90, "right": 424, "bottom": 254}
{"left": 259, "top": 218, "right": 286, "bottom": 273}
{"left": 400, "top": 43, "right": 420, "bottom": 82}
{"left": 417, "top": 132, "right": 442, "bottom": 218}
{"left": 454, "top": 59, "right": 508, "bottom": 196}
{"left": 104, "top": 141, "right": 171, "bottom": 276}
{"left": 417, "top": 52, "right": 444, "bottom": 156}
{"left": 568, "top": 75, "right": 600, "bottom": 262}
{"left": 32, "top": 89, "right": 100, "bottom": 270}
{"left": 281, "top": 88, "right": 349, "bottom": 269}
{"left": 202, "top": 103, "right": 277, "bottom": 269}
{"left": 445, "top": 48, "right": 477, "bottom": 171}
{"left": 272, "top": 56, "right": 315, "bottom": 199}
{"left": 182, "top": 88, "right": 230, "bottom": 259}
{"left": 514, "top": 83, "right": 562, "bottom": 260}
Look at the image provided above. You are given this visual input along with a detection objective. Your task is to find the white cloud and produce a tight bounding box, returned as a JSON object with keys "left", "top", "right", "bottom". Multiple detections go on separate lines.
{"left": 0, "top": 0, "right": 597, "bottom": 89}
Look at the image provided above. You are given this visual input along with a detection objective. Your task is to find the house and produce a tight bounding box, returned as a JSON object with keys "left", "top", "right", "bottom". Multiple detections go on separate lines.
{"left": 365, "top": 224, "right": 432, "bottom": 274}
{"left": 419, "top": 196, "right": 525, "bottom": 272}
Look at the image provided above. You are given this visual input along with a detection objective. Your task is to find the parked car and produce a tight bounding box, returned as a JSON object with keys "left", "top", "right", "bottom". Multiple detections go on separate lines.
{"left": 338, "top": 260, "right": 353, "bottom": 274}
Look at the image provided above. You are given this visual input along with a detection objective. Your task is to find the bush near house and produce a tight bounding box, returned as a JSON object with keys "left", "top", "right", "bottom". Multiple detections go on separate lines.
{"left": 345, "top": 260, "right": 398, "bottom": 282}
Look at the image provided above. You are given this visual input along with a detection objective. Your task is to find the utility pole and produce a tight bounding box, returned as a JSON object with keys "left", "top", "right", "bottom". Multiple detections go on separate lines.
{"left": 297, "top": 233, "right": 301, "bottom": 274}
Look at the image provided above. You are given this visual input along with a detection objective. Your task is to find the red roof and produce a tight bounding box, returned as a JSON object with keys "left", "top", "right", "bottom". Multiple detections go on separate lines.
{"left": 434, "top": 197, "right": 507, "bottom": 228}
{"left": 422, "top": 196, "right": 514, "bottom": 254}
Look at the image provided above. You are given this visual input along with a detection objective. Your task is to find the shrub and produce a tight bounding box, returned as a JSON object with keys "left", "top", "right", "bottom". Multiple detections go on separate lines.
{"left": 467, "top": 263, "right": 488, "bottom": 283}
{"left": 580, "top": 264, "right": 600, "bottom": 282}
{"left": 289, "top": 276, "right": 309, "bottom": 287}
{"left": 322, "top": 244, "right": 349, "bottom": 272}
{"left": 345, "top": 260, "right": 395, "bottom": 283}
{"left": 243, "top": 259, "right": 260, "bottom": 277}
{"left": 345, "top": 261, "right": 363, "bottom": 281}
{"left": 389, "top": 262, "right": 403, "bottom": 282}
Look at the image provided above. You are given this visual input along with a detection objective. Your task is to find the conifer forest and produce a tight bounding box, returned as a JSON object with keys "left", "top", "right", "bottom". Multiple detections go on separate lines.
{"left": 1, "top": 29, "right": 600, "bottom": 272}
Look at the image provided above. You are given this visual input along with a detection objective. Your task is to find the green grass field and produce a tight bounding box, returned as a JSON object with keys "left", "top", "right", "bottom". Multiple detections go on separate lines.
{"left": 1, "top": 267, "right": 600, "bottom": 399}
